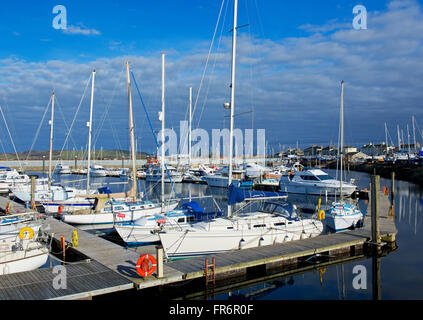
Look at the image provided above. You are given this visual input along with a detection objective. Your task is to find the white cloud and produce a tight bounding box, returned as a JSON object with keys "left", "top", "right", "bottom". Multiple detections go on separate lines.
{"left": 62, "top": 25, "right": 101, "bottom": 36}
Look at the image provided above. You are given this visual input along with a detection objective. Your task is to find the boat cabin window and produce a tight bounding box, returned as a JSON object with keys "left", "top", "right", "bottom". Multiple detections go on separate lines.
{"left": 227, "top": 226, "right": 234, "bottom": 229}
{"left": 114, "top": 206, "right": 125, "bottom": 211}
{"left": 316, "top": 175, "right": 333, "bottom": 181}
{"left": 177, "top": 218, "right": 185, "bottom": 223}
{"left": 300, "top": 175, "right": 319, "bottom": 181}
{"left": 187, "top": 216, "right": 195, "bottom": 222}
{"left": 253, "top": 224, "right": 267, "bottom": 228}
{"left": 274, "top": 222, "right": 285, "bottom": 226}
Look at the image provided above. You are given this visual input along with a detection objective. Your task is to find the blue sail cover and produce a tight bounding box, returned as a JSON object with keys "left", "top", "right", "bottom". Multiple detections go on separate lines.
{"left": 181, "top": 201, "right": 205, "bottom": 214}
{"left": 228, "top": 183, "right": 287, "bottom": 205}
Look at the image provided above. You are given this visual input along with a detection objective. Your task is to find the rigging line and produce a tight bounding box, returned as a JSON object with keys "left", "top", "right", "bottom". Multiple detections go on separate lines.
{"left": 0, "top": 105, "right": 23, "bottom": 172}
{"left": 58, "top": 73, "right": 93, "bottom": 169}
{"left": 130, "top": 71, "right": 179, "bottom": 198}
{"left": 194, "top": 0, "right": 229, "bottom": 131}
{"left": 25, "top": 95, "right": 52, "bottom": 162}
{"left": 55, "top": 95, "right": 80, "bottom": 155}
{"left": 191, "top": 0, "right": 226, "bottom": 122}
{"left": 92, "top": 66, "right": 125, "bottom": 148}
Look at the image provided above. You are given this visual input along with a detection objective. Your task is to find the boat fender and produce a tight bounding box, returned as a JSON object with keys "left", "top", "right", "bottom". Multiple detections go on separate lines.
{"left": 5, "top": 202, "right": 10, "bottom": 214}
{"left": 19, "top": 227, "right": 34, "bottom": 240}
{"left": 136, "top": 254, "right": 157, "bottom": 278}
{"left": 318, "top": 210, "right": 325, "bottom": 220}
{"left": 58, "top": 206, "right": 63, "bottom": 214}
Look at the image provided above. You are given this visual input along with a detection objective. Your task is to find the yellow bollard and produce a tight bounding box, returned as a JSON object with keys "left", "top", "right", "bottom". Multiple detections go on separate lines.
{"left": 72, "top": 230, "right": 79, "bottom": 248}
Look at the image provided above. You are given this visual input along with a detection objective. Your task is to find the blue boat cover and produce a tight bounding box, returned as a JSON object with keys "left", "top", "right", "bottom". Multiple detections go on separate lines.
{"left": 181, "top": 201, "right": 204, "bottom": 214}
{"left": 98, "top": 187, "right": 112, "bottom": 194}
{"left": 228, "top": 183, "right": 287, "bottom": 205}
{"left": 419, "top": 151, "right": 423, "bottom": 156}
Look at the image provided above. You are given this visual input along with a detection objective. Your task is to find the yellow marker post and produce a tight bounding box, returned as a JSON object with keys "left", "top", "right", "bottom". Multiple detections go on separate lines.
{"left": 72, "top": 230, "right": 79, "bottom": 247}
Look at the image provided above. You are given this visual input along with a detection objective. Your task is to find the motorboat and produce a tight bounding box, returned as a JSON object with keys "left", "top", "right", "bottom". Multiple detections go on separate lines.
{"left": 146, "top": 165, "right": 183, "bottom": 183}
{"left": 0, "top": 167, "right": 31, "bottom": 193}
{"left": 89, "top": 165, "right": 107, "bottom": 177}
{"left": 279, "top": 168, "right": 357, "bottom": 197}
{"left": 55, "top": 163, "right": 71, "bottom": 174}
{"left": 203, "top": 166, "right": 243, "bottom": 188}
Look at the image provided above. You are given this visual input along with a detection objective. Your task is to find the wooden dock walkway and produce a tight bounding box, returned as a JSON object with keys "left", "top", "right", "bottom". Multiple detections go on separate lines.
{"left": 0, "top": 186, "right": 398, "bottom": 299}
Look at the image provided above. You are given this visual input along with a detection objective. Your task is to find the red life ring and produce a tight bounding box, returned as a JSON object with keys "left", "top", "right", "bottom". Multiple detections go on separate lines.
{"left": 136, "top": 254, "right": 157, "bottom": 277}
{"left": 58, "top": 206, "right": 63, "bottom": 214}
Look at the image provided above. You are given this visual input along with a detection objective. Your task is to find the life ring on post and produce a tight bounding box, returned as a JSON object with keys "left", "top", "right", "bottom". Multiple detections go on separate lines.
{"left": 19, "top": 227, "right": 34, "bottom": 240}
{"left": 136, "top": 254, "right": 157, "bottom": 278}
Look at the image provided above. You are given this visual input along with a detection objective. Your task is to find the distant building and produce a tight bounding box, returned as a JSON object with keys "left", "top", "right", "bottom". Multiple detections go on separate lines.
{"left": 303, "top": 145, "right": 323, "bottom": 156}
{"left": 361, "top": 142, "right": 394, "bottom": 156}
{"left": 321, "top": 145, "right": 337, "bottom": 156}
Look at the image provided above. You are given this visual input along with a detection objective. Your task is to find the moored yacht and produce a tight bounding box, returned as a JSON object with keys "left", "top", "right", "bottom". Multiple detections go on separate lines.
{"left": 279, "top": 168, "right": 357, "bottom": 197}
{"left": 158, "top": 201, "right": 324, "bottom": 259}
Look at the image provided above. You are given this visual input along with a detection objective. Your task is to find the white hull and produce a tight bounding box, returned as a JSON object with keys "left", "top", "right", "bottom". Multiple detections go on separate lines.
{"left": 0, "top": 243, "right": 49, "bottom": 275}
{"left": 114, "top": 225, "right": 161, "bottom": 245}
{"left": 159, "top": 220, "right": 323, "bottom": 259}
{"left": 280, "top": 183, "right": 356, "bottom": 197}
{"left": 61, "top": 202, "right": 178, "bottom": 225}
{"left": 325, "top": 212, "right": 363, "bottom": 231}
{"left": 145, "top": 176, "right": 183, "bottom": 183}
{"left": 204, "top": 175, "right": 240, "bottom": 188}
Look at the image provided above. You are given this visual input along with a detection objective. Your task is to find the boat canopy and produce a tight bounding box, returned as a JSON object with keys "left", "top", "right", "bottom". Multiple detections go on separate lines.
{"left": 228, "top": 183, "right": 287, "bottom": 205}
{"left": 181, "top": 201, "right": 204, "bottom": 214}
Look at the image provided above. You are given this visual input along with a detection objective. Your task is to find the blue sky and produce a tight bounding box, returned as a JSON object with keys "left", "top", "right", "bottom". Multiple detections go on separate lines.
{"left": 0, "top": 0, "right": 422, "bottom": 155}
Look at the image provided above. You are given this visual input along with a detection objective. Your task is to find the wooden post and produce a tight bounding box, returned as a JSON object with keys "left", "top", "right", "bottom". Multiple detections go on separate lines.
{"left": 155, "top": 245, "right": 164, "bottom": 278}
{"left": 370, "top": 175, "right": 381, "bottom": 244}
{"left": 372, "top": 255, "right": 381, "bottom": 300}
{"left": 390, "top": 171, "right": 395, "bottom": 217}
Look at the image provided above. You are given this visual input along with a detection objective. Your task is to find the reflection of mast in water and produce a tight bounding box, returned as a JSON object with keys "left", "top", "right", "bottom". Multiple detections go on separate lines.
{"left": 409, "top": 186, "right": 412, "bottom": 226}
{"left": 399, "top": 193, "right": 403, "bottom": 222}
{"left": 415, "top": 194, "right": 418, "bottom": 235}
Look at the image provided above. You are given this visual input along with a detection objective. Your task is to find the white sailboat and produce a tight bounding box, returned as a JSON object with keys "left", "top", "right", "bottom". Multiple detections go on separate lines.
{"left": 325, "top": 81, "right": 364, "bottom": 231}
{"left": 0, "top": 213, "right": 49, "bottom": 275}
{"left": 158, "top": 0, "right": 323, "bottom": 259}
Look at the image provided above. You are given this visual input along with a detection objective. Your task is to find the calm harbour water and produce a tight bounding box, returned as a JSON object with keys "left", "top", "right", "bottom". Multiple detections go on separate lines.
{"left": 41, "top": 168, "right": 422, "bottom": 300}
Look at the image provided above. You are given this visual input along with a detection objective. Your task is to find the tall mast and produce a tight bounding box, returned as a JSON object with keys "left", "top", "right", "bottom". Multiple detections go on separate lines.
{"left": 86, "top": 70, "right": 95, "bottom": 193}
{"left": 384, "top": 122, "right": 388, "bottom": 156}
{"left": 227, "top": 0, "right": 238, "bottom": 218}
{"left": 407, "top": 124, "right": 411, "bottom": 154}
{"left": 189, "top": 86, "right": 192, "bottom": 167}
{"left": 161, "top": 53, "right": 166, "bottom": 212}
{"left": 340, "top": 80, "right": 344, "bottom": 202}
{"left": 48, "top": 92, "right": 55, "bottom": 190}
{"left": 126, "top": 62, "right": 137, "bottom": 201}
{"left": 413, "top": 115, "right": 417, "bottom": 153}
{"left": 397, "top": 125, "right": 401, "bottom": 152}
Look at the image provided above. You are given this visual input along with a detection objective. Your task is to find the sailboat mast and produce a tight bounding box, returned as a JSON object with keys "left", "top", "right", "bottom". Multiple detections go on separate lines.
{"left": 397, "top": 125, "right": 401, "bottom": 152}
{"left": 340, "top": 80, "right": 344, "bottom": 202}
{"left": 86, "top": 70, "right": 96, "bottom": 193}
{"left": 407, "top": 124, "right": 411, "bottom": 154}
{"left": 413, "top": 115, "right": 417, "bottom": 153}
{"left": 161, "top": 53, "right": 166, "bottom": 212}
{"left": 48, "top": 92, "right": 55, "bottom": 190}
{"left": 227, "top": 0, "right": 238, "bottom": 218}
{"left": 189, "top": 86, "right": 192, "bottom": 167}
{"left": 385, "top": 122, "right": 388, "bottom": 156}
{"left": 126, "top": 62, "right": 137, "bottom": 201}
